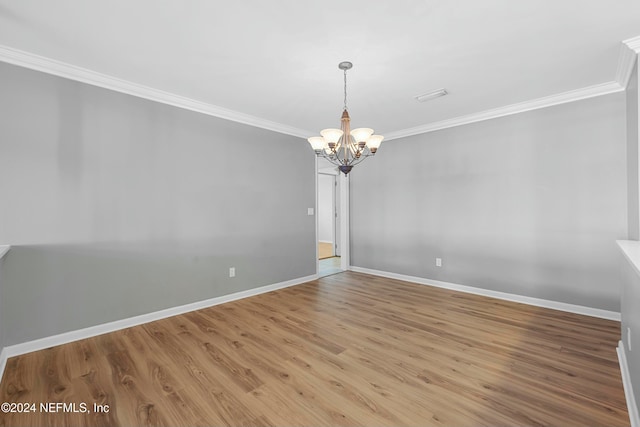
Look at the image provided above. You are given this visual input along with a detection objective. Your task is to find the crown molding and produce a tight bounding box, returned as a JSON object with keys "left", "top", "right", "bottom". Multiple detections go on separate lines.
{"left": 616, "top": 36, "right": 640, "bottom": 88}
{"left": 0, "top": 45, "right": 312, "bottom": 139}
{"left": 384, "top": 81, "right": 623, "bottom": 141}
{"left": 0, "top": 42, "right": 634, "bottom": 143}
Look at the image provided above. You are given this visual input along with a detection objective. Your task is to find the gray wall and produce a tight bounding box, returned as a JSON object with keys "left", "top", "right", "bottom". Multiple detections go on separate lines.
{"left": 0, "top": 62, "right": 315, "bottom": 347}
{"left": 628, "top": 61, "right": 639, "bottom": 241}
{"left": 622, "top": 58, "right": 640, "bottom": 415}
{"left": 351, "top": 92, "right": 627, "bottom": 312}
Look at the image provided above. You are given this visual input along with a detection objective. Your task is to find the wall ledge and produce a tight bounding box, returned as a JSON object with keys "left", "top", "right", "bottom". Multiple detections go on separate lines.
{"left": 0, "top": 245, "right": 9, "bottom": 260}
{"left": 0, "top": 348, "right": 6, "bottom": 385}
{"left": 617, "top": 240, "right": 640, "bottom": 277}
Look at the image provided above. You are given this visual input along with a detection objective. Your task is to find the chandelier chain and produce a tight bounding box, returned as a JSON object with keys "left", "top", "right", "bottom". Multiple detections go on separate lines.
{"left": 343, "top": 68, "right": 348, "bottom": 111}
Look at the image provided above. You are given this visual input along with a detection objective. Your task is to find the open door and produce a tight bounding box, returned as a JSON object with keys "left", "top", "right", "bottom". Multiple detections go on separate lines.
{"left": 318, "top": 173, "right": 336, "bottom": 259}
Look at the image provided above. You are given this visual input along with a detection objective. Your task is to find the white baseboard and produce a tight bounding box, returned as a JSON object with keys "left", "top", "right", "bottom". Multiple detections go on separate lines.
{"left": 618, "top": 341, "right": 640, "bottom": 427}
{"left": 349, "top": 266, "right": 620, "bottom": 321}
{"left": 0, "top": 273, "right": 317, "bottom": 382}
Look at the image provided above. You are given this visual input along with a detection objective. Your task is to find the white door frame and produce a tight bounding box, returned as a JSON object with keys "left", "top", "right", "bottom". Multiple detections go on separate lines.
{"left": 338, "top": 172, "right": 349, "bottom": 270}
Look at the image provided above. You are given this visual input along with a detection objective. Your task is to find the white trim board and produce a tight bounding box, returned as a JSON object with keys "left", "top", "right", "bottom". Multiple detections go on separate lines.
{"left": 618, "top": 341, "right": 640, "bottom": 427}
{"left": 0, "top": 245, "right": 9, "bottom": 260}
{"left": 0, "top": 45, "right": 312, "bottom": 139}
{"left": 0, "top": 348, "right": 7, "bottom": 386}
{"left": 0, "top": 273, "right": 318, "bottom": 382}
{"left": 616, "top": 36, "right": 640, "bottom": 88}
{"left": 384, "top": 81, "right": 623, "bottom": 141}
{"left": 618, "top": 240, "right": 640, "bottom": 277}
{"left": 349, "top": 266, "right": 620, "bottom": 321}
{"left": 626, "top": 36, "right": 640, "bottom": 54}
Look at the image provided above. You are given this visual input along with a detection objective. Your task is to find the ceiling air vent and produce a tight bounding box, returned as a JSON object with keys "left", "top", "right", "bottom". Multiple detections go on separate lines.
{"left": 415, "top": 88, "right": 448, "bottom": 102}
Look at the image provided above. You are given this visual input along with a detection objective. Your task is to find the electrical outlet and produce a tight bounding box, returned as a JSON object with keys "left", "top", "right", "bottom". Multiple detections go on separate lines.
{"left": 229, "top": 267, "right": 236, "bottom": 278}
{"left": 436, "top": 257, "right": 442, "bottom": 267}
{"left": 628, "top": 327, "right": 632, "bottom": 352}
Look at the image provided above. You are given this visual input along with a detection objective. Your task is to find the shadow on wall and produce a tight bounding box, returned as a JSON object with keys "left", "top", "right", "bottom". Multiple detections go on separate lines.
{"left": 0, "top": 239, "right": 312, "bottom": 348}
{"left": 353, "top": 238, "right": 621, "bottom": 312}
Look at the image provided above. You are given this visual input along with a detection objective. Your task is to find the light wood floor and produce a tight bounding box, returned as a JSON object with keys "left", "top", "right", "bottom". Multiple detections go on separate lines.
{"left": 318, "top": 242, "right": 333, "bottom": 260}
{"left": 0, "top": 272, "right": 629, "bottom": 426}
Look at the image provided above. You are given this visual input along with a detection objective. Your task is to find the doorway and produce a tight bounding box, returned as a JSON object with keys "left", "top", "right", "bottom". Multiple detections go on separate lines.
{"left": 318, "top": 173, "right": 336, "bottom": 258}
{"left": 317, "top": 158, "right": 347, "bottom": 277}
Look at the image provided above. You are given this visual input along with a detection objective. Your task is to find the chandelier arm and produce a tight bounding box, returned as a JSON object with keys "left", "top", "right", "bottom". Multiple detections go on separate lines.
{"left": 349, "top": 151, "right": 377, "bottom": 167}
{"left": 349, "top": 156, "right": 368, "bottom": 167}
{"left": 319, "top": 153, "right": 342, "bottom": 168}
{"left": 321, "top": 149, "right": 358, "bottom": 169}
{"left": 343, "top": 141, "right": 350, "bottom": 166}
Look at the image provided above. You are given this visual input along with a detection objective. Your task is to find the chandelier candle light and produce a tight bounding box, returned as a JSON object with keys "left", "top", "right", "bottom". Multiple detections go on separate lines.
{"left": 308, "top": 61, "right": 383, "bottom": 175}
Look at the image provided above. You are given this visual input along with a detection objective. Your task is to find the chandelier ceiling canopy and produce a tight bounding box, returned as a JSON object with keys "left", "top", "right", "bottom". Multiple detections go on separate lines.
{"left": 308, "top": 62, "right": 383, "bottom": 176}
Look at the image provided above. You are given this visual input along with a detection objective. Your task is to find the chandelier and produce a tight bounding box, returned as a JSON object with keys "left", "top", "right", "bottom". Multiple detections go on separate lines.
{"left": 307, "top": 61, "right": 383, "bottom": 175}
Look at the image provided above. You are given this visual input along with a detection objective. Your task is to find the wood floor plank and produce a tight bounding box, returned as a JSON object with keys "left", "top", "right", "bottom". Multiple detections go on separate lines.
{"left": 0, "top": 271, "right": 630, "bottom": 426}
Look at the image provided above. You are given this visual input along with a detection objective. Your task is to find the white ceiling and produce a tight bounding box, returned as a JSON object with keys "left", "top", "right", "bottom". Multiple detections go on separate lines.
{"left": 0, "top": 0, "right": 639, "bottom": 139}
